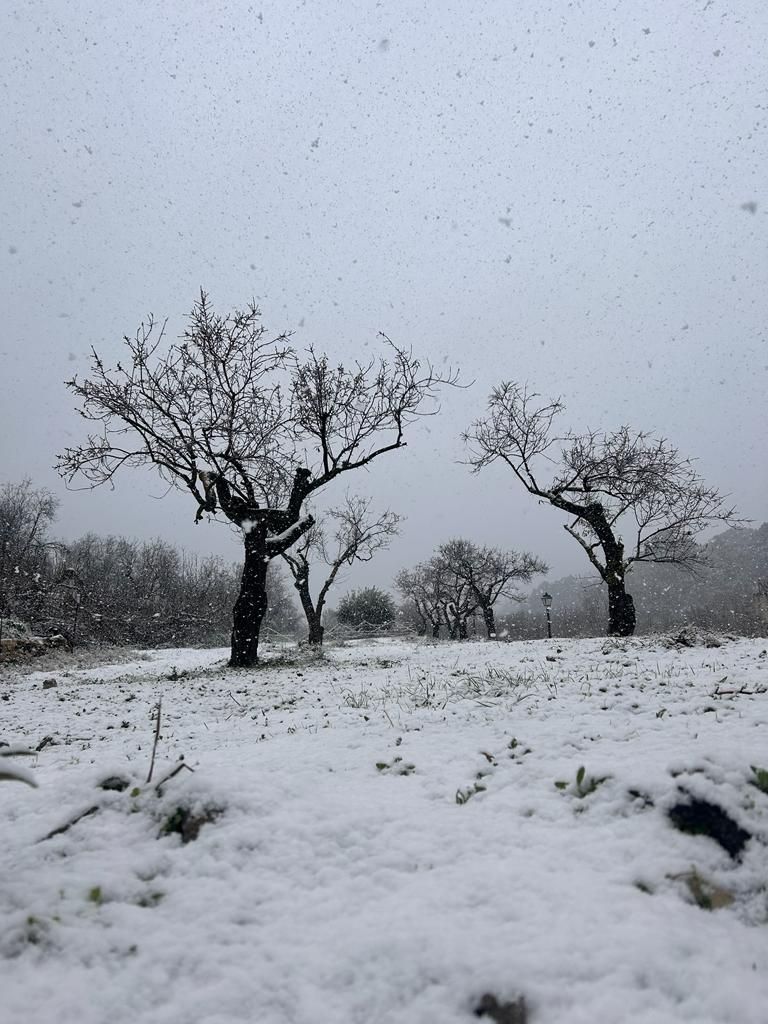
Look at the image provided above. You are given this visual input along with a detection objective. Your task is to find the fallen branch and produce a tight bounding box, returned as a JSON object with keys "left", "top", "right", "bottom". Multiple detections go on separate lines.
{"left": 712, "top": 683, "right": 766, "bottom": 698}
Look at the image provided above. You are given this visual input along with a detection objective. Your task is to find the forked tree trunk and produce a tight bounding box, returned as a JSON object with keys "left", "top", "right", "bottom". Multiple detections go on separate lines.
{"left": 230, "top": 535, "right": 269, "bottom": 667}
{"left": 294, "top": 576, "right": 325, "bottom": 646}
{"left": 303, "top": 589, "right": 323, "bottom": 643}
{"left": 607, "top": 581, "right": 636, "bottom": 636}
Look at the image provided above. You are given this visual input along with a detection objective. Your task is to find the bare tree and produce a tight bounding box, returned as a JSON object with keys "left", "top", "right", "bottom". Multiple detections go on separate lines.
{"left": 282, "top": 495, "right": 401, "bottom": 645}
{"left": 437, "top": 539, "right": 547, "bottom": 639}
{"left": 395, "top": 552, "right": 475, "bottom": 639}
{"left": 58, "top": 292, "right": 456, "bottom": 665}
{"left": 435, "top": 548, "right": 479, "bottom": 639}
{"left": 0, "top": 480, "right": 59, "bottom": 631}
{"left": 465, "top": 382, "right": 739, "bottom": 636}
{"left": 395, "top": 560, "right": 450, "bottom": 639}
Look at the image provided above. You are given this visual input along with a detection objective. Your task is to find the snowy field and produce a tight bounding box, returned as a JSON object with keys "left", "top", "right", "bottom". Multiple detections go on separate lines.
{"left": 2, "top": 634, "right": 768, "bottom": 1024}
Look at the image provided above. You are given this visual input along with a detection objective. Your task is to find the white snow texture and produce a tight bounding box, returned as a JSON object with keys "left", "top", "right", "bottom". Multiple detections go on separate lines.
{"left": 2, "top": 635, "right": 768, "bottom": 1023}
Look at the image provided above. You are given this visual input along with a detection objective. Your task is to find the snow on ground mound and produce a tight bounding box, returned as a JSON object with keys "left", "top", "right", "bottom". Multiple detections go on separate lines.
{"left": 2, "top": 637, "right": 768, "bottom": 1024}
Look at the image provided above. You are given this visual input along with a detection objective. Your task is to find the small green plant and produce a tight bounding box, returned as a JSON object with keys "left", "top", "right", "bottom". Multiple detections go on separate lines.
{"left": 375, "top": 757, "right": 415, "bottom": 776}
{"left": 136, "top": 890, "right": 164, "bottom": 908}
{"left": 456, "top": 782, "right": 486, "bottom": 805}
{"left": 749, "top": 765, "right": 768, "bottom": 795}
{"left": 88, "top": 886, "right": 103, "bottom": 905}
{"left": 507, "top": 737, "right": 532, "bottom": 760}
{"left": 22, "top": 915, "right": 49, "bottom": 946}
{"left": 342, "top": 688, "right": 370, "bottom": 709}
{"left": 554, "top": 765, "right": 609, "bottom": 798}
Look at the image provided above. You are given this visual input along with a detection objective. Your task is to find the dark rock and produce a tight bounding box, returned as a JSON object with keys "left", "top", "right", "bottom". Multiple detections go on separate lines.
{"left": 99, "top": 775, "right": 130, "bottom": 792}
{"left": 474, "top": 993, "right": 528, "bottom": 1023}
{"left": 669, "top": 795, "right": 751, "bottom": 859}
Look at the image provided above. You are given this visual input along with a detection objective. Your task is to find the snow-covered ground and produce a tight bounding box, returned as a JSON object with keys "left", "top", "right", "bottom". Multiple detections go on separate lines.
{"left": 2, "top": 635, "right": 768, "bottom": 1024}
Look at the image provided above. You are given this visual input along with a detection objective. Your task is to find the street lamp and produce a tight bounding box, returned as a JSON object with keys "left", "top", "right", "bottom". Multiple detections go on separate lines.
{"left": 541, "top": 591, "right": 553, "bottom": 639}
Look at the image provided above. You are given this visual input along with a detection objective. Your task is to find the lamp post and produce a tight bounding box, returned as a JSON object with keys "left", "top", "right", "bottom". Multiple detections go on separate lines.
{"left": 541, "top": 591, "right": 553, "bottom": 639}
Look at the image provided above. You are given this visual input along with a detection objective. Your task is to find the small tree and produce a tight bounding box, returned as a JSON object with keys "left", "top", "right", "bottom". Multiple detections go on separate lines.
{"left": 336, "top": 586, "right": 395, "bottom": 630}
{"left": 437, "top": 539, "right": 547, "bottom": 639}
{"left": 395, "top": 553, "right": 475, "bottom": 639}
{"left": 0, "top": 479, "right": 59, "bottom": 633}
{"left": 58, "top": 293, "right": 456, "bottom": 666}
{"left": 282, "top": 495, "right": 400, "bottom": 646}
{"left": 394, "top": 561, "right": 450, "bottom": 639}
{"left": 465, "top": 382, "right": 739, "bottom": 636}
{"left": 434, "top": 546, "right": 479, "bottom": 639}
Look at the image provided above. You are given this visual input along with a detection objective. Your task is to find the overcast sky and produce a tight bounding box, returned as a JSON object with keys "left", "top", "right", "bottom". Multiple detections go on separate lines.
{"left": 2, "top": 0, "right": 766, "bottom": 599}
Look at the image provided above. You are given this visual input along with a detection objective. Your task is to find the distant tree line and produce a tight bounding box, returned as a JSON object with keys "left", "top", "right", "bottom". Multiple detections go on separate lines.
{"left": 0, "top": 479, "right": 298, "bottom": 648}
{"left": 4, "top": 476, "right": 763, "bottom": 652}
{"left": 498, "top": 524, "right": 768, "bottom": 640}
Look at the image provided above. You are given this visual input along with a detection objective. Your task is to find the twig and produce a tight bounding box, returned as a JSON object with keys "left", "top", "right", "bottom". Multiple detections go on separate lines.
{"left": 39, "top": 804, "right": 100, "bottom": 842}
{"left": 154, "top": 761, "right": 194, "bottom": 795}
{"left": 146, "top": 697, "right": 162, "bottom": 784}
{"left": 713, "top": 684, "right": 765, "bottom": 698}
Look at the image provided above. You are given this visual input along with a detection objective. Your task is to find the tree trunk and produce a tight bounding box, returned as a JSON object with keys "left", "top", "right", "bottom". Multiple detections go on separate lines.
{"left": 307, "top": 619, "right": 324, "bottom": 645}
{"left": 431, "top": 621, "right": 440, "bottom": 639}
{"left": 607, "top": 582, "right": 636, "bottom": 637}
{"left": 578, "top": 502, "right": 637, "bottom": 638}
{"left": 480, "top": 601, "right": 497, "bottom": 639}
{"left": 230, "top": 534, "right": 269, "bottom": 667}
{"left": 458, "top": 616, "right": 468, "bottom": 640}
{"left": 295, "top": 576, "right": 324, "bottom": 646}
